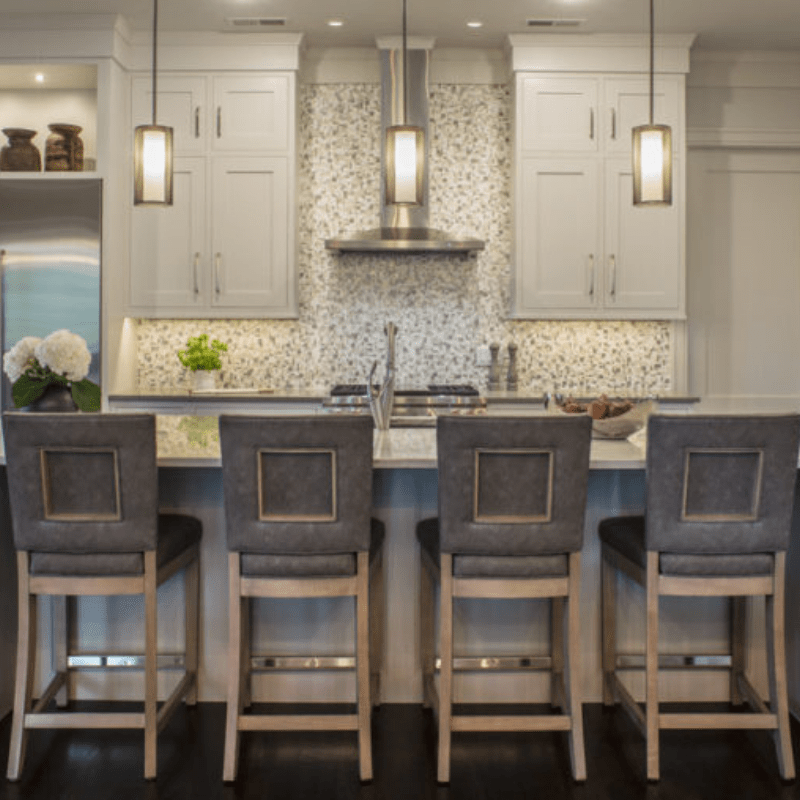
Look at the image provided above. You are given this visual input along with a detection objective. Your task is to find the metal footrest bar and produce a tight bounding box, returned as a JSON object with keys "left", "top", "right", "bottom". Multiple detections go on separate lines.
{"left": 616, "top": 653, "right": 732, "bottom": 670}
{"left": 67, "top": 654, "right": 185, "bottom": 669}
{"left": 250, "top": 655, "right": 355, "bottom": 671}
{"left": 435, "top": 655, "right": 553, "bottom": 672}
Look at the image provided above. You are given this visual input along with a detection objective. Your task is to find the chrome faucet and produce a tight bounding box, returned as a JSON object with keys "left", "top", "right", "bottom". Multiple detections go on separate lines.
{"left": 368, "top": 322, "right": 397, "bottom": 430}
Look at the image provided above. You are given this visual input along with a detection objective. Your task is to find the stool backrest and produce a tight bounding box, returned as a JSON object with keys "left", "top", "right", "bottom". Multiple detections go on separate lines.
{"left": 219, "top": 415, "right": 373, "bottom": 554}
{"left": 437, "top": 415, "right": 592, "bottom": 556}
{"left": 2, "top": 413, "right": 158, "bottom": 553}
{"left": 646, "top": 414, "right": 800, "bottom": 554}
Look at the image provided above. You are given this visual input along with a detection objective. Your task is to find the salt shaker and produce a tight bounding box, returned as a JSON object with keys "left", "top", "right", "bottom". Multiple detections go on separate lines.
{"left": 506, "top": 343, "right": 518, "bottom": 391}
{"left": 488, "top": 343, "right": 501, "bottom": 390}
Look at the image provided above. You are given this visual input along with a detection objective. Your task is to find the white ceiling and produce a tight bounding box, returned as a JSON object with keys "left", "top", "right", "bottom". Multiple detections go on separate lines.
{"left": 3, "top": 0, "right": 800, "bottom": 52}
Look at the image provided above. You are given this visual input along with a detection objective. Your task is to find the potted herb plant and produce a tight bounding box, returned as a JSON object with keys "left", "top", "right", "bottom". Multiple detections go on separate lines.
{"left": 178, "top": 334, "right": 228, "bottom": 392}
{"left": 2, "top": 329, "right": 101, "bottom": 412}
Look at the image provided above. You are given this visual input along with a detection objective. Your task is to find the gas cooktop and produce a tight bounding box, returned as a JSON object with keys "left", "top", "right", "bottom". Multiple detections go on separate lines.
{"left": 330, "top": 384, "right": 479, "bottom": 397}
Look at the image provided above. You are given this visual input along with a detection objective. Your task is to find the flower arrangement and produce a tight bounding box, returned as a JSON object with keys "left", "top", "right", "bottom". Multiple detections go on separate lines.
{"left": 178, "top": 334, "right": 228, "bottom": 372}
{"left": 3, "top": 329, "right": 100, "bottom": 411}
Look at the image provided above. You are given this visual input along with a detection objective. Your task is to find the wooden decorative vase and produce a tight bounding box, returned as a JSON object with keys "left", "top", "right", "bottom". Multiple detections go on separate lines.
{"left": 0, "top": 129, "right": 41, "bottom": 172}
{"left": 45, "top": 124, "right": 84, "bottom": 172}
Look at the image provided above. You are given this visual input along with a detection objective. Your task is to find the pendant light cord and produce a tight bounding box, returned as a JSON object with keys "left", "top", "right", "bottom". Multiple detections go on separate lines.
{"left": 649, "top": 0, "right": 654, "bottom": 125}
{"left": 151, "top": 0, "right": 158, "bottom": 125}
{"left": 402, "top": 0, "right": 408, "bottom": 124}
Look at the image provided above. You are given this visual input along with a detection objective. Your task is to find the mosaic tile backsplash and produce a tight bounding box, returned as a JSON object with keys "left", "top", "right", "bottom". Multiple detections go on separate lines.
{"left": 135, "top": 82, "right": 672, "bottom": 396}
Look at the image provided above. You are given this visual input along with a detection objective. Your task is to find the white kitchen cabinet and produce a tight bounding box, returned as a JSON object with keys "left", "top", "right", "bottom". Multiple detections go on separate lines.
{"left": 128, "top": 71, "right": 297, "bottom": 318}
{"left": 510, "top": 46, "right": 690, "bottom": 320}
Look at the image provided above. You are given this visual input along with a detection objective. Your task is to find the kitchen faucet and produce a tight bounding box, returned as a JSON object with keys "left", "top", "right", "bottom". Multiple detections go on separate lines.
{"left": 367, "top": 322, "right": 397, "bottom": 430}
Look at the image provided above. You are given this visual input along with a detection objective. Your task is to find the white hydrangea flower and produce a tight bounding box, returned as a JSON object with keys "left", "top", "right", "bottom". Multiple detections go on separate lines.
{"left": 34, "top": 329, "right": 92, "bottom": 382}
{"left": 3, "top": 336, "right": 42, "bottom": 382}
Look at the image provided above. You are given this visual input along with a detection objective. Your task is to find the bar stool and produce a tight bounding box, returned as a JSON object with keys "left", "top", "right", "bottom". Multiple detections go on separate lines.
{"left": 600, "top": 413, "right": 800, "bottom": 782}
{"left": 3, "top": 413, "right": 201, "bottom": 781}
{"left": 218, "top": 414, "right": 384, "bottom": 783}
{"left": 418, "top": 414, "right": 592, "bottom": 783}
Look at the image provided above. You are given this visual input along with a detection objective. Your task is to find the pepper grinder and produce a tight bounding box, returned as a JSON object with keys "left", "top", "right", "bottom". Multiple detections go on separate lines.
{"left": 488, "top": 342, "right": 501, "bottom": 390}
{"left": 506, "top": 342, "right": 518, "bottom": 391}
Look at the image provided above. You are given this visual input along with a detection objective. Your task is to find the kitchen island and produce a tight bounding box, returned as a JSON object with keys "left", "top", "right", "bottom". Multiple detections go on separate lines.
{"left": 2, "top": 407, "right": 799, "bottom": 719}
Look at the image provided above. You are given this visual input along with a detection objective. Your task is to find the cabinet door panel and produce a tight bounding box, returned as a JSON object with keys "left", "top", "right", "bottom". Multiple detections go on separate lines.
{"left": 604, "top": 77, "right": 681, "bottom": 156}
{"left": 604, "top": 160, "right": 682, "bottom": 313}
{"left": 212, "top": 76, "right": 290, "bottom": 152}
{"left": 130, "top": 158, "right": 206, "bottom": 310}
{"left": 516, "top": 159, "right": 601, "bottom": 312}
{"left": 211, "top": 157, "right": 289, "bottom": 310}
{"left": 131, "top": 76, "right": 206, "bottom": 154}
{"left": 518, "top": 76, "right": 599, "bottom": 153}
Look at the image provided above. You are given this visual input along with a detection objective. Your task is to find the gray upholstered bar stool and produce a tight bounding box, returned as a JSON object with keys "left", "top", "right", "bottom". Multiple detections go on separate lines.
{"left": 417, "top": 414, "right": 592, "bottom": 784}
{"left": 600, "top": 413, "right": 800, "bottom": 782}
{"left": 218, "top": 414, "right": 384, "bottom": 783}
{"left": 3, "top": 413, "right": 201, "bottom": 781}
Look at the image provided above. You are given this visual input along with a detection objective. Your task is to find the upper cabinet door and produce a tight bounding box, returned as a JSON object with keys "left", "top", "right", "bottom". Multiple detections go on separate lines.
{"left": 518, "top": 76, "right": 600, "bottom": 154}
{"left": 212, "top": 76, "right": 290, "bottom": 152}
{"left": 604, "top": 159, "right": 682, "bottom": 315}
{"left": 131, "top": 76, "right": 207, "bottom": 155}
{"left": 515, "top": 158, "right": 601, "bottom": 313}
{"left": 210, "top": 156, "right": 291, "bottom": 311}
{"left": 603, "top": 77, "right": 681, "bottom": 156}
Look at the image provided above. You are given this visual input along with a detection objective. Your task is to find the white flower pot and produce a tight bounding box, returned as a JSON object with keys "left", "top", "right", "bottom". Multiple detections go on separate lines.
{"left": 192, "top": 370, "right": 216, "bottom": 392}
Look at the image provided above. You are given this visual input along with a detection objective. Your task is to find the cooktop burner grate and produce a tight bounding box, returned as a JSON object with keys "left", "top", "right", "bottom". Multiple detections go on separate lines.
{"left": 330, "top": 384, "right": 479, "bottom": 397}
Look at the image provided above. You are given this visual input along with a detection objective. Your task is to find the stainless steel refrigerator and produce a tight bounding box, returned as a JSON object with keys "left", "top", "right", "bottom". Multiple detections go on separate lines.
{"left": 0, "top": 178, "right": 101, "bottom": 719}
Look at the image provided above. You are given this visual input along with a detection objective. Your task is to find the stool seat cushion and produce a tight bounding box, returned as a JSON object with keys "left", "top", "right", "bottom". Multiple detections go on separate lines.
{"left": 239, "top": 518, "right": 385, "bottom": 578}
{"left": 29, "top": 512, "right": 202, "bottom": 577}
{"left": 417, "top": 517, "right": 569, "bottom": 579}
{"left": 599, "top": 515, "right": 774, "bottom": 577}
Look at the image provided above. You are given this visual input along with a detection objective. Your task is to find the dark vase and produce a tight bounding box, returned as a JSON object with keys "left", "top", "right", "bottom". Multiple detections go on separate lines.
{"left": 0, "top": 128, "right": 41, "bottom": 172}
{"left": 23, "top": 384, "right": 78, "bottom": 413}
{"left": 45, "top": 124, "right": 84, "bottom": 172}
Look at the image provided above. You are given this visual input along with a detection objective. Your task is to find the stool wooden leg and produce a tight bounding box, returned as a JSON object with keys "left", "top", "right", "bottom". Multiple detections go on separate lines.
{"left": 185, "top": 554, "right": 200, "bottom": 706}
{"left": 52, "top": 595, "right": 70, "bottom": 708}
{"left": 550, "top": 597, "right": 565, "bottom": 710}
{"left": 645, "top": 552, "right": 660, "bottom": 782}
{"left": 437, "top": 554, "right": 454, "bottom": 784}
{"left": 144, "top": 551, "right": 158, "bottom": 780}
{"left": 369, "top": 548, "right": 384, "bottom": 710}
{"left": 7, "top": 553, "right": 35, "bottom": 782}
{"left": 566, "top": 552, "right": 586, "bottom": 782}
{"left": 730, "top": 596, "right": 746, "bottom": 706}
{"left": 356, "top": 552, "right": 373, "bottom": 782}
{"left": 601, "top": 546, "right": 617, "bottom": 707}
{"left": 223, "top": 553, "right": 243, "bottom": 783}
{"left": 240, "top": 597, "right": 251, "bottom": 711}
{"left": 767, "top": 553, "right": 795, "bottom": 781}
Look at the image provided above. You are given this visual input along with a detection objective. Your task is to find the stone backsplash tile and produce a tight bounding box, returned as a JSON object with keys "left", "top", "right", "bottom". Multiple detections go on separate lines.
{"left": 135, "top": 82, "right": 673, "bottom": 396}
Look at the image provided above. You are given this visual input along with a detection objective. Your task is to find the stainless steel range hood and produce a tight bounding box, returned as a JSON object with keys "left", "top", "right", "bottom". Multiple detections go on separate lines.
{"left": 325, "top": 43, "right": 485, "bottom": 255}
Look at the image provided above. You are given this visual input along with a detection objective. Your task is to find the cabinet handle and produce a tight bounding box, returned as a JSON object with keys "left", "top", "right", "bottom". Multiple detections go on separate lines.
{"left": 194, "top": 107, "right": 200, "bottom": 138}
{"left": 216, "top": 107, "right": 222, "bottom": 138}
{"left": 588, "top": 254, "right": 595, "bottom": 297}
{"left": 214, "top": 253, "right": 221, "bottom": 295}
{"left": 611, "top": 108, "right": 617, "bottom": 140}
{"left": 609, "top": 254, "right": 617, "bottom": 299}
{"left": 589, "top": 108, "right": 595, "bottom": 140}
{"left": 193, "top": 252, "right": 200, "bottom": 296}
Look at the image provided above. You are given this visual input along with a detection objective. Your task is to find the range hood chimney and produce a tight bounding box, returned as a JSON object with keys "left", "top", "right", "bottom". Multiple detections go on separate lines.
{"left": 325, "top": 41, "right": 485, "bottom": 254}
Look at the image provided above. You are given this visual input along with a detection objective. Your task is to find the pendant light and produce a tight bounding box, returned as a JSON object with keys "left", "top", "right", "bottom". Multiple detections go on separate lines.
{"left": 632, "top": 0, "right": 672, "bottom": 206}
{"left": 134, "top": 0, "right": 173, "bottom": 206}
{"left": 384, "top": 0, "right": 424, "bottom": 206}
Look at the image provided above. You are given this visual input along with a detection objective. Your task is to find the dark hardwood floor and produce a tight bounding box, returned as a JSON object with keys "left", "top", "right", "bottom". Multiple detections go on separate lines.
{"left": 0, "top": 702, "right": 799, "bottom": 800}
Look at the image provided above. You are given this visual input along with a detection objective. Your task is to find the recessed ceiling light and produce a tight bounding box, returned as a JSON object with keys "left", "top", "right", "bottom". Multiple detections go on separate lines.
{"left": 35, "top": 73, "right": 45, "bottom": 83}
{"left": 466, "top": 20, "right": 483, "bottom": 29}
{"left": 327, "top": 19, "right": 344, "bottom": 27}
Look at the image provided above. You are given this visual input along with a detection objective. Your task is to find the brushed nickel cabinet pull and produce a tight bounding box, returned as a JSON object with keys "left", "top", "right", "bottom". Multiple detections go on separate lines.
{"left": 589, "top": 108, "right": 595, "bottom": 140}
{"left": 193, "top": 252, "right": 200, "bottom": 295}
{"left": 214, "top": 253, "right": 221, "bottom": 295}
{"left": 216, "top": 107, "right": 221, "bottom": 138}
{"left": 194, "top": 107, "right": 200, "bottom": 138}
{"left": 609, "top": 254, "right": 617, "bottom": 298}
{"left": 611, "top": 108, "right": 617, "bottom": 140}
{"left": 588, "top": 254, "right": 595, "bottom": 297}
